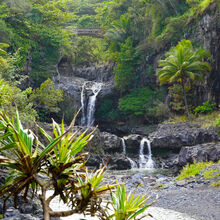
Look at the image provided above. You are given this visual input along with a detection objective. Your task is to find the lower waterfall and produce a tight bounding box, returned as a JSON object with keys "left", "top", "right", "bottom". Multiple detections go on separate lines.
{"left": 139, "top": 138, "right": 154, "bottom": 170}
{"left": 121, "top": 138, "right": 138, "bottom": 169}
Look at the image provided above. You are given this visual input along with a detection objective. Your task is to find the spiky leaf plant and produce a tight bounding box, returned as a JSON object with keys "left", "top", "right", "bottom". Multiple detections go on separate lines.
{"left": 0, "top": 110, "right": 67, "bottom": 212}
{"left": 108, "top": 182, "right": 152, "bottom": 220}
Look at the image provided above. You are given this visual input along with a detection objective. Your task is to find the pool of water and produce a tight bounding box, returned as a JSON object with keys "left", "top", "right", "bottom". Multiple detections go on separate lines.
{"left": 106, "top": 168, "right": 173, "bottom": 177}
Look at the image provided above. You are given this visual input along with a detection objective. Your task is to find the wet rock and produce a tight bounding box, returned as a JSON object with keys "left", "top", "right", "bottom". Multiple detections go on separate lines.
{"left": 101, "top": 132, "right": 122, "bottom": 154}
{"left": 109, "top": 154, "right": 131, "bottom": 170}
{"left": 57, "top": 63, "right": 115, "bottom": 113}
{"left": 177, "top": 142, "right": 220, "bottom": 167}
{"left": 149, "top": 123, "right": 217, "bottom": 150}
{"left": 176, "top": 180, "right": 187, "bottom": 187}
{"left": 123, "top": 134, "right": 143, "bottom": 155}
{"left": 143, "top": 177, "right": 156, "bottom": 184}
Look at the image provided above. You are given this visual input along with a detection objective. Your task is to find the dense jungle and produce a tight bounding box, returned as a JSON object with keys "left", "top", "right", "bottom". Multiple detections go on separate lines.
{"left": 0, "top": 0, "right": 220, "bottom": 220}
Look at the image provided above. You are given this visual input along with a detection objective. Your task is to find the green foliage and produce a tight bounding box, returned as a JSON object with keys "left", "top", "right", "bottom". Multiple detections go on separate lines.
{"left": 156, "top": 39, "right": 211, "bottom": 117}
{"left": 0, "top": 43, "right": 9, "bottom": 72}
{"left": 114, "top": 38, "right": 138, "bottom": 92}
{"left": 176, "top": 160, "right": 220, "bottom": 187}
{"left": 168, "top": 84, "right": 192, "bottom": 112}
{"left": 194, "top": 101, "right": 215, "bottom": 115}
{"left": 215, "top": 117, "right": 220, "bottom": 135}
{"left": 119, "top": 87, "right": 167, "bottom": 122}
{"left": 186, "top": 0, "right": 214, "bottom": 13}
{"left": 157, "top": 39, "right": 211, "bottom": 85}
{"left": 0, "top": 79, "right": 37, "bottom": 123}
{"left": 96, "top": 98, "right": 119, "bottom": 120}
{"left": 29, "top": 78, "right": 63, "bottom": 118}
{"left": 119, "top": 88, "right": 156, "bottom": 116}
{"left": 145, "top": 102, "right": 170, "bottom": 123}
{"left": 0, "top": 111, "right": 151, "bottom": 219}
{"left": 176, "top": 161, "right": 214, "bottom": 180}
{"left": 109, "top": 182, "right": 151, "bottom": 220}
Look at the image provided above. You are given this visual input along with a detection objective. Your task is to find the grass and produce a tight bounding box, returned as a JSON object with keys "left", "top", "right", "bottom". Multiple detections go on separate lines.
{"left": 176, "top": 160, "right": 220, "bottom": 187}
{"left": 166, "top": 111, "right": 220, "bottom": 128}
{"left": 199, "top": 0, "right": 214, "bottom": 12}
{"left": 176, "top": 161, "right": 214, "bottom": 181}
{"left": 212, "top": 180, "right": 220, "bottom": 187}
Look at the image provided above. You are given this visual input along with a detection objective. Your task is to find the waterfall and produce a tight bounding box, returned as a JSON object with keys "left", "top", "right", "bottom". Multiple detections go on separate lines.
{"left": 86, "top": 82, "right": 102, "bottom": 126}
{"left": 80, "top": 82, "right": 87, "bottom": 126}
{"left": 121, "top": 138, "right": 138, "bottom": 169}
{"left": 139, "top": 138, "right": 154, "bottom": 170}
{"left": 121, "top": 138, "right": 126, "bottom": 154}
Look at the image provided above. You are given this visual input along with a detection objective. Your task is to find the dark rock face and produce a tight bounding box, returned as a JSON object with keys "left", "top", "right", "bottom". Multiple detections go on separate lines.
{"left": 86, "top": 153, "right": 131, "bottom": 170}
{"left": 108, "top": 154, "right": 131, "bottom": 170}
{"left": 192, "top": 7, "right": 220, "bottom": 103}
{"left": 56, "top": 61, "right": 115, "bottom": 112}
{"left": 177, "top": 142, "right": 220, "bottom": 167}
{"left": 123, "top": 134, "right": 143, "bottom": 155}
{"left": 100, "top": 132, "right": 122, "bottom": 154}
{"left": 149, "top": 123, "right": 217, "bottom": 150}
{"left": 73, "top": 64, "right": 114, "bottom": 82}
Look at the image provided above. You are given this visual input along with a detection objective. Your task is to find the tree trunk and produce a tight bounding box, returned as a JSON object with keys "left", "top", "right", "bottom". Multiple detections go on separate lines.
{"left": 181, "top": 82, "right": 191, "bottom": 120}
{"left": 42, "top": 197, "right": 50, "bottom": 220}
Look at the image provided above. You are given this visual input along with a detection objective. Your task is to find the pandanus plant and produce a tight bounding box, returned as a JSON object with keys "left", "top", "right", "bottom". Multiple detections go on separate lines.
{"left": 108, "top": 182, "right": 154, "bottom": 220}
{"left": 0, "top": 110, "right": 65, "bottom": 213}
{"left": 0, "top": 110, "right": 152, "bottom": 220}
{"left": 0, "top": 111, "right": 113, "bottom": 219}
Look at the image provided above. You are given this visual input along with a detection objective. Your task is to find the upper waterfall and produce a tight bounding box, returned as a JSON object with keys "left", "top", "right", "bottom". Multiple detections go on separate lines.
{"left": 86, "top": 82, "right": 102, "bottom": 126}
{"left": 80, "top": 82, "right": 102, "bottom": 126}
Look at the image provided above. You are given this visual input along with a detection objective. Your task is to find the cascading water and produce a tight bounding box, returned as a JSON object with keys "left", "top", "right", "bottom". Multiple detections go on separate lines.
{"left": 86, "top": 82, "right": 102, "bottom": 126}
{"left": 121, "top": 138, "right": 138, "bottom": 169}
{"left": 121, "top": 138, "right": 126, "bottom": 154}
{"left": 139, "top": 138, "right": 154, "bottom": 170}
{"left": 80, "top": 82, "right": 87, "bottom": 126}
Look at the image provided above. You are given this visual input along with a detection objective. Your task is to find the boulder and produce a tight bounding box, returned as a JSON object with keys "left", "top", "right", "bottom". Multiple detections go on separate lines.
{"left": 177, "top": 142, "right": 220, "bottom": 167}
{"left": 100, "top": 132, "right": 122, "bottom": 154}
{"left": 123, "top": 134, "right": 143, "bottom": 155}
{"left": 149, "top": 123, "right": 217, "bottom": 150}
{"left": 108, "top": 154, "right": 131, "bottom": 170}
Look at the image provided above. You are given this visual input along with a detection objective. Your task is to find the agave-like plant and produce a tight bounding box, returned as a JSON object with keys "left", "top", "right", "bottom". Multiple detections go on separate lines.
{"left": 108, "top": 182, "right": 153, "bottom": 220}
{"left": 0, "top": 110, "right": 67, "bottom": 213}
{"left": 0, "top": 110, "right": 103, "bottom": 220}
{"left": 0, "top": 110, "right": 153, "bottom": 220}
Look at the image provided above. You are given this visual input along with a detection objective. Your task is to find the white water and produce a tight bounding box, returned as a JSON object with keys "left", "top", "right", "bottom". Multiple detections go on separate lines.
{"left": 121, "top": 138, "right": 138, "bottom": 169}
{"left": 86, "top": 82, "right": 102, "bottom": 126}
{"left": 139, "top": 138, "right": 154, "bottom": 170}
{"left": 121, "top": 138, "right": 126, "bottom": 154}
{"left": 80, "top": 82, "right": 87, "bottom": 126}
{"left": 80, "top": 82, "right": 102, "bottom": 126}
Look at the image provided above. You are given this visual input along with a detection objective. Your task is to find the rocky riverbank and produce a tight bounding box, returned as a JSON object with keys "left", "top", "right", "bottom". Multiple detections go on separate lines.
{"left": 1, "top": 166, "right": 220, "bottom": 220}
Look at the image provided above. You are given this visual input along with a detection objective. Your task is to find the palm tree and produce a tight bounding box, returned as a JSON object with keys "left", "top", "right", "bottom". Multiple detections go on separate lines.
{"left": 104, "top": 15, "right": 131, "bottom": 43}
{"left": 156, "top": 39, "right": 211, "bottom": 119}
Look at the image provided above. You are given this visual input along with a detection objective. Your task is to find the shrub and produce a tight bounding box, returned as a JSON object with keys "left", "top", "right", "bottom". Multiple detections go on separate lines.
{"left": 119, "top": 88, "right": 156, "bottom": 116}
{"left": 194, "top": 101, "right": 215, "bottom": 115}
{"left": 215, "top": 117, "right": 220, "bottom": 135}
{"left": 176, "top": 161, "right": 214, "bottom": 181}
{"left": 96, "top": 98, "right": 119, "bottom": 120}
{"left": 145, "top": 102, "right": 170, "bottom": 123}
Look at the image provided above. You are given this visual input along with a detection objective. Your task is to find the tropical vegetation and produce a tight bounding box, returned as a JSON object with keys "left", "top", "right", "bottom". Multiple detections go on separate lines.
{"left": 0, "top": 111, "right": 152, "bottom": 219}
{"left": 156, "top": 39, "right": 211, "bottom": 119}
{"left": 0, "top": 0, "right": 218, "bottom": 124}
